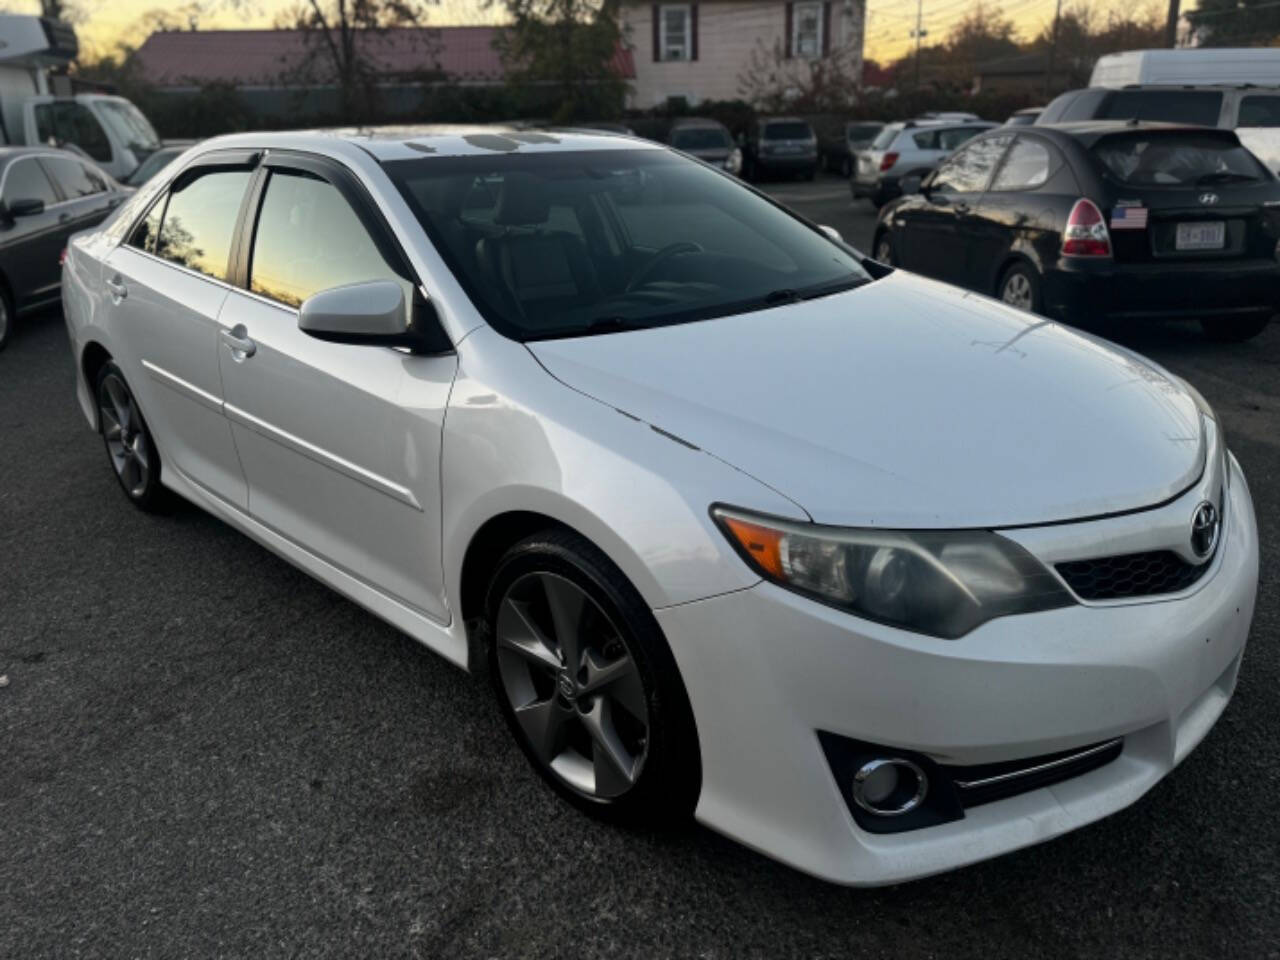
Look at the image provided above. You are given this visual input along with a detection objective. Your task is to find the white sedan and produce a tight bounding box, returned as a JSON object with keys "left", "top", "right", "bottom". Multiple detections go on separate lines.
{"left": 61, "top": 128, "right": 1259, "bottom": 886}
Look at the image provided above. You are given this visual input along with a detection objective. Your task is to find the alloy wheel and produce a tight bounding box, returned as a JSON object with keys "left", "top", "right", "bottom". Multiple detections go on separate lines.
{"left": 98, "top": 372, "right": 152, "bottom": 498}
{"left": 1001, "top": 272, "right": 1033, "bottom": 311}
{"left": 494, "top": 571, "right": 649, "bottom": 800}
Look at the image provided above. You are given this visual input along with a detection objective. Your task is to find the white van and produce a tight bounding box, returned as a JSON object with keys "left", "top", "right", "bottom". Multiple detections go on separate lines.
{"left": 1090, "top": 49, "right": 1280, "bottom": 88}
{"left": 0, "top": 14, "right": 163, "bottom": 181}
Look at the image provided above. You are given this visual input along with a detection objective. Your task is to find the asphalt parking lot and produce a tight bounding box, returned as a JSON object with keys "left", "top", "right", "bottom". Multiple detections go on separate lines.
{"left": 2, "top": 175, "right": 1278, "bottom": 959}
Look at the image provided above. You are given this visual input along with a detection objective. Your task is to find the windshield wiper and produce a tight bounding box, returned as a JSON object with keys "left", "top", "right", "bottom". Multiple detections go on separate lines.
{"left": 761, "top": 288, "right": 802, "bottom": 306}
{"left": 1195, "top": 171, "right": 1257, "bottom": 185}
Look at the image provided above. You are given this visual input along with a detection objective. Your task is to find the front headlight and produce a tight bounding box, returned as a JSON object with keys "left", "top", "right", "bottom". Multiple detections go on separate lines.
{"left": 725, "top": 148, "right": 743, "bottom": 174}
{"left": 712, "top": 506, "right": 1074, "bottom": 639}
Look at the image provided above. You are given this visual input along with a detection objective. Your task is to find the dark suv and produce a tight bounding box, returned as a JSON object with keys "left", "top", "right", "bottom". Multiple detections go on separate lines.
{"left": 873, "top": 122, "right": 1279, "bottom": 341}
{"left": 741, "top": 117, "right": 818, "bottom": 181}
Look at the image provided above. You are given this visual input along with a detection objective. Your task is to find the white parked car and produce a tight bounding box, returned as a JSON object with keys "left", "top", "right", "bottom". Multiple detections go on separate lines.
{"left": 61, "top": 128, "right": 1259, "bottom": 886}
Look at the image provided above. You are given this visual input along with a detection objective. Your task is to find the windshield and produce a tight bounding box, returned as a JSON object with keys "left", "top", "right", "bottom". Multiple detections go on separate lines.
{"left": 870, "top": 125, "right": 900, "bottom": 150}
{"left": 763, "top": 121, "right": 813, "bottom": 141}
{"left": 94, "top": 99, "right": 161, "bottom": 155}
{"left": 387, "top": 149, "right": 870, "bottom": 341}
{"left": 671, "top": 127, "right": 732, "bottom": 151}
{"left": 125, "top": 147, "right": 181, "bottom": 186}
{"left": 1098, "top": 90, "right": 1223, "bottom": 127}
{"left": 1092, "top": 133, "right": 1268, "bottom": 186}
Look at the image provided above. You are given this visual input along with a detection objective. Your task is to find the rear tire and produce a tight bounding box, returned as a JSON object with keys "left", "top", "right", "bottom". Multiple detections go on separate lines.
{"left": 95, "top": 361, "right": 169, "bottom": 512}
{"left": 1200, "top": 314, "right": 1271, "bottom": 342}
{"left": 998, "top": 262, "right": 1043, "bottom": 314}
{"left": 485, "top": 529, "right": 700, "bottom": 825}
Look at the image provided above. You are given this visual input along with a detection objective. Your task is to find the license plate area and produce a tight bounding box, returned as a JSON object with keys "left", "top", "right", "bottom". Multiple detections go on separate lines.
{"left": 1175, "top": 221, "right": 1226, "bottom": 250}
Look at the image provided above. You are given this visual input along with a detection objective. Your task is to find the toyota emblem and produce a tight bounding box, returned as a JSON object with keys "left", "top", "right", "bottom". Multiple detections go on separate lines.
{"left": 1190, "top": 501, "right": 1220, "bottom": 560}
{"left": 1198, "top": 192, "right": 1219, "bottom": 205}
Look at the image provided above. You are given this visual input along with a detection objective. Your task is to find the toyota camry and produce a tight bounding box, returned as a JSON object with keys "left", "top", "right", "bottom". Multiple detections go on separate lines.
{"left": 61, "top": 128, "right": 1259, "bottom": 886}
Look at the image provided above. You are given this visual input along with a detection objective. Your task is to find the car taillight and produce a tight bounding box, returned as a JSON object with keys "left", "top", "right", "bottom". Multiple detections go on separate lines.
{"left": 879, "top": 152, "right": 899, "bottom": 172}
{"left": 59, "top": 247, "right": 68, "bottom": 267}
{"left": 1061, "top": 198, "right": 1111, "bottom": 257}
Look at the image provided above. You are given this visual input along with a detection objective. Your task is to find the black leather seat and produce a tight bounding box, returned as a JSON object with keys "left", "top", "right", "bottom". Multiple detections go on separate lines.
{"left": 475, "top": 173, "right": 601, "bottom": 324}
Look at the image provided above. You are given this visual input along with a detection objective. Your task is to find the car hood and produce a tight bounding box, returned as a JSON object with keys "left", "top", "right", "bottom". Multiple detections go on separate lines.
{"left": 527, "top": 272, "right": 1205, "bottom": 529}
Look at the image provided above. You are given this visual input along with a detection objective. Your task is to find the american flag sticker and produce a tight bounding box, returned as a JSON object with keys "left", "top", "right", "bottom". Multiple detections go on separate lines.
{"left": 1111, "top": 206, "right": 1148, "bottom": 230}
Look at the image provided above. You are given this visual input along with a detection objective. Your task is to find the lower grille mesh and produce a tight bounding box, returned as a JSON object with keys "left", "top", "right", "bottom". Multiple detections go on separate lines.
{"left": 1056, "top": 550, "right": 1210, "bottom": 601}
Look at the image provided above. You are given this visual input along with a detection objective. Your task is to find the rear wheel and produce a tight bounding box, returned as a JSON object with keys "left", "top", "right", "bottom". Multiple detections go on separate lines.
{"left": 1200, "top": 314, "right": 1271, "bottom": 342}
{"left": 96, "top": 362, "right": 168, "bottom": 511}
{"left": 998, "top": 262, "right": 1042, "bottom": 314}
{"left": 486, "top": 530, "right": 699, "bottom": 824}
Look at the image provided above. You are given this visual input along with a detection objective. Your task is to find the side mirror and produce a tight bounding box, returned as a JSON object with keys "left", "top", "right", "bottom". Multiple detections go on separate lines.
{"left": 298, "top": 279, "right": 453, "bottom": 354}
{"left": 8, "top": 197, "right": 45, "bottom": 217}
{"left": 899, "top": 175, "right": 922, "bottom": 196}
{"left": 818, "top": 224, "right": 843, "bottom": 242}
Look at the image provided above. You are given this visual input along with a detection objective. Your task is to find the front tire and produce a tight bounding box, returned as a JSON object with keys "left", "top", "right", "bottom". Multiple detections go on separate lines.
{"left": 998, "top": 262, "right": 1042, "bottom": 314}
{"left": 95, "top": 361, "right": 168, "bottom": 511}
{"left": 485, "top": 529, "right": 699, "bottom": 824}
{"left": 1200, "top": 314, "right": 1271, "bottom": 342}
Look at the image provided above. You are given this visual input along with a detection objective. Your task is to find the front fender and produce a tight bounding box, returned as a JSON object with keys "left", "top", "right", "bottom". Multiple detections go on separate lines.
{"left": 440, "top": 328, "right": 808, "bottom": 616}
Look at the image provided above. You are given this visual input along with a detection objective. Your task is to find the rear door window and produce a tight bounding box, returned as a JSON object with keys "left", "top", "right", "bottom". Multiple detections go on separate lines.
{"left": 991, "top": 138, "right": 1054, "bottom": 191}
{"left": 1238, "top": 95, "right": 1280, "bottom": 127}
{"left": 931, "top": 135, "right": 1012, "bottom": 193}
{"left": 1092, "top": 133, "right": 1267, "bottom": 186}
{"left": 1098, "top": 90, "right": 1224, "bottom": 127}
{"left": 3, "top": 157, "right": 58, "bottom": 206}
{"left": 41, "top": 155, "right": 109, "bottom": 198}
{"left": 154, "top": 168, "right": 251, "bottom": 280}
{"left": 912, "top": 130, "right": 939, "bottom": 149}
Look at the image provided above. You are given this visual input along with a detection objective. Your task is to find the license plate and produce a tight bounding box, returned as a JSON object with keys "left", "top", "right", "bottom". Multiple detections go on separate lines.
{"left": 1176, "top": 221, "right": 1225, "bottom": 250}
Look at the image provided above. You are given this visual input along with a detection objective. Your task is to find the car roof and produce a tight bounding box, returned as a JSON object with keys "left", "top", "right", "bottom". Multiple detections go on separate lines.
{"left": 1089, "top": 83, "right": 1280, "bottom": 91}
{"left": 1030, "top": 120, "right": 1242, "bottom": 146}
{"left": 192, "top": 125, "right": 665, "bottom": 162}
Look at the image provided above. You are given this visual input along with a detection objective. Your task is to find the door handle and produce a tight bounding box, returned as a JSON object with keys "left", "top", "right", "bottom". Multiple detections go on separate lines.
{"left": 220, "top": 324, "right": 257, "bottom": 360}
{"left": 105, "top": 276, "right": 127, "bottom": 300}
{"left": 954, "top": 202, "right": 971, "bottom": 215}
{"left": 58, "top": 212, "right": 71, "bottom": 224}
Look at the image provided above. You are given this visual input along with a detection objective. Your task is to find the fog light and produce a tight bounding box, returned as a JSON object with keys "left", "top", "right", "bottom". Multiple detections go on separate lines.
{"left": 853, "top": 758, "right": 928, "bottom": 816}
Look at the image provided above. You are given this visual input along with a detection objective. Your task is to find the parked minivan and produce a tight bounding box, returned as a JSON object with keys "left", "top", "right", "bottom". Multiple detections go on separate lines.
{"left": 1037, "top": 84, "right": 1280, "bottom": 173}
{"left": 667, "top": 118, "right": 742, "bottom": 175}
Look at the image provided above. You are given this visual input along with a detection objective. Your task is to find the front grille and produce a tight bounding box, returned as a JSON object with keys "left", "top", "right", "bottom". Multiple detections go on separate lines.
{"left": 1056, "top": 550, "right": 1210, "bottom": 601}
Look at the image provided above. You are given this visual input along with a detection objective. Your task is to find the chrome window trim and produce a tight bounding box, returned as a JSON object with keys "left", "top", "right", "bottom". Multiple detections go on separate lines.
{"left": 953, "top": 738, "right": 1124, "bottom": 791}
{"left": 0, "top": 153, "right": 113, "bottom": 208}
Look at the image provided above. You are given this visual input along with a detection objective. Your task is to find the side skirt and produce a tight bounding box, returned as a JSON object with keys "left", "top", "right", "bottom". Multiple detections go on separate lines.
{"left": 161, "top": 465, "right": 471, "bottom": 670}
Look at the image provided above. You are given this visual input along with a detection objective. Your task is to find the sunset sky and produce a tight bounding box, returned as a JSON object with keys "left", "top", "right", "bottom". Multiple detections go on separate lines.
{"left": 1, "top": 0, "right": 1192, "bottom": 65}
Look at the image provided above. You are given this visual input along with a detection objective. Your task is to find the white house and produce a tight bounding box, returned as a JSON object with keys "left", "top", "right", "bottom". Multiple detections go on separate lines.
{"left": 622, "top": 1, "right": 866, "bottom": 109}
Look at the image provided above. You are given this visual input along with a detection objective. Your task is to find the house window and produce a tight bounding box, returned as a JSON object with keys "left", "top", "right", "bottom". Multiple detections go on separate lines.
{"left": 793, "top": 1, "right": 823, "bottom": 59}
{"left": 660, "top": 4, "right": 691, "bottom": 61}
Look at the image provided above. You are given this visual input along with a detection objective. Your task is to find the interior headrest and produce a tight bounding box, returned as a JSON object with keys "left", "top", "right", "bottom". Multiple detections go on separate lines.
{"left": 494, "top": 172, "right": 550, "bottom": 226}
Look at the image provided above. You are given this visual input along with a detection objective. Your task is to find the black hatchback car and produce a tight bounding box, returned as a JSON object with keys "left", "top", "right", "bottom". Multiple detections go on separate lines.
{"left": 872, "top": 122, "right": 1280, "bottom": 340}
{"left": 0, "top": 147, "right": 127, "bottom": 351}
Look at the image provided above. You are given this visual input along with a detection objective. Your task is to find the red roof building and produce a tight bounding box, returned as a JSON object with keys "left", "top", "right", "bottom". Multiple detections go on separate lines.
{"left": 133, "top": 26, "right": 636, "bottom": 90}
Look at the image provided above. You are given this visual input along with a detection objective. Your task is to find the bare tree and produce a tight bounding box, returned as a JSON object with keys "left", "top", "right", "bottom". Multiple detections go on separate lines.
{"left": 737, "top": 40, "right": 862, "bottom": 113}
{"left": 282, "top": 0, "right": 438, "bottom": 123}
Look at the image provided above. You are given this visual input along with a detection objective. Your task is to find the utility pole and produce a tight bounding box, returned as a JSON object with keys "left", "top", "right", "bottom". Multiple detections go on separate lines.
{"left": 911, "top": 0, "right": 927, "bottom": 88}
{"left": 1045, "top": 0, "right": 1062, "bottom": 97}
{"left": 1165, "top": 0, "right": 1180, "bottom": 47}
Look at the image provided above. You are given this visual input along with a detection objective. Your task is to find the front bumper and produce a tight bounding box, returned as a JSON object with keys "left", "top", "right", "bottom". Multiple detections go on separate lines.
{"left": 655, "top": 456, "right": 1258, "bottom": 886}
{"left": 1044, "top": 256, "right": 1280, "bottom": 323}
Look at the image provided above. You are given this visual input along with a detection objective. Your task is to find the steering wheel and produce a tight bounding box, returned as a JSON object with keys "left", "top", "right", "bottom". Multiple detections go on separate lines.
{"left": 625, "top": 242, "right": 704, "bottom": 293}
